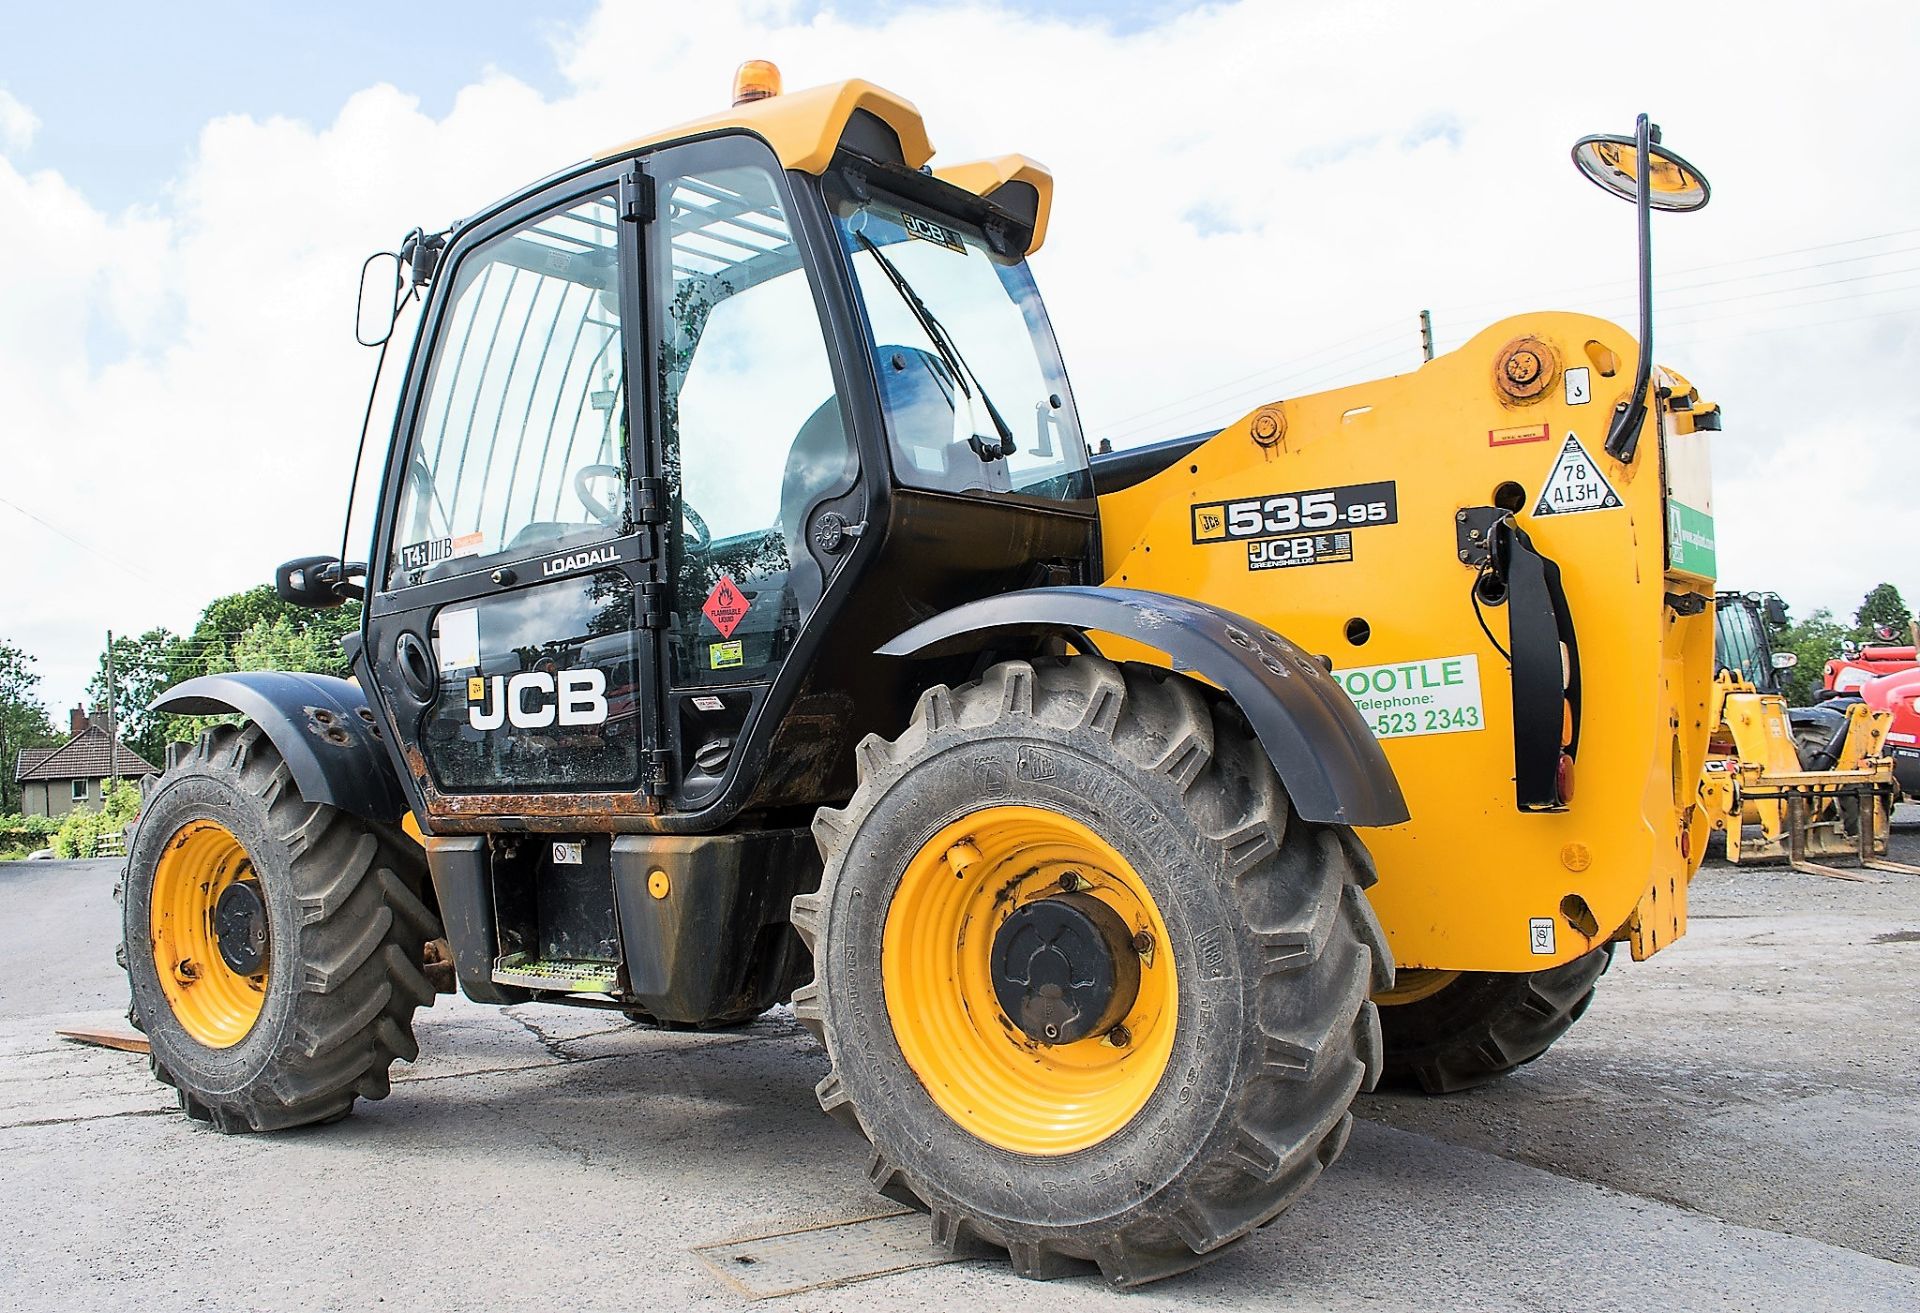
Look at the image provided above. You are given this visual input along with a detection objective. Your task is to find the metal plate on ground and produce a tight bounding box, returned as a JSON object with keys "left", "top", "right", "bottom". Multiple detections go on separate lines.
{"left": 693, "top": 1210, "right": 963, "bottom": 1299}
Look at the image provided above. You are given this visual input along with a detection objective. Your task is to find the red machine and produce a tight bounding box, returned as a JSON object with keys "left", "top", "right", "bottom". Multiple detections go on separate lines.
{"left": 1815, "top": 658, "right": 1920, "bottom": 796}
{"left": 1826, "top": 645, "right": 1920, "bottom": 694}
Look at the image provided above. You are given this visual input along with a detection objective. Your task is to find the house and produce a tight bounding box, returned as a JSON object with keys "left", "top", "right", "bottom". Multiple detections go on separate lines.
{"left": 14, "top": 707, "right": 157, "bottom": 819}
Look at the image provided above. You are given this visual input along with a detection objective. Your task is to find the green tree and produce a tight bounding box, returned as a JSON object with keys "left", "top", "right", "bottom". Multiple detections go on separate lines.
{"left": 228, "top": 616, "right": 351, "bottom": 675}
{"left": 1852, "top": 583, "right": 1912, "bottom": 644}
{"left": 0, "top": 641, "right": 61, "bottom": 814}
{"left": 87, "top": 588, "right": 363, "bottom": 767}
{"left": 84, "top": 628, "right": 181, "bottom": 769}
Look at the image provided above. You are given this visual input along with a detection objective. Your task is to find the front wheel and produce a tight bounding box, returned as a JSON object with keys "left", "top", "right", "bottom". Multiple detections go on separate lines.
{"left": 122, "top": 722, "right": 440, "bottom": 1132}
{"left": 792, "top": 657, "right": 1391, "bottom": 1286}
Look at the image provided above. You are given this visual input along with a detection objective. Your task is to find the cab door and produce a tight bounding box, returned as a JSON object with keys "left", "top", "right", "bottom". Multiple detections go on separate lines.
{"left": 641, "top": 137, "right": 863, "bottom": 808}
{"left": 364, "top": 168, "right": 667, "bottom": 824}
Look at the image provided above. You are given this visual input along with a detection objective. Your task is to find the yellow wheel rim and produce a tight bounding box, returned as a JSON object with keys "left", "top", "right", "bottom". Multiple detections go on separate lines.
{"left": 882, "top": 805, "right": 1177, "bottom": 1156}
{"left": 149, "top": 820, "right": 269, "bottom": 1048}
{"left": 1373, "top": 968, "right": 1461, "bottom": 1007}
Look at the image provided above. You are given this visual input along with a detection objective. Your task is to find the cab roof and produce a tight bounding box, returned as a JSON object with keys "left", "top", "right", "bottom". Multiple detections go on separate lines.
{"left": 594, "top": 76, "right": 1053, "bottom": 253}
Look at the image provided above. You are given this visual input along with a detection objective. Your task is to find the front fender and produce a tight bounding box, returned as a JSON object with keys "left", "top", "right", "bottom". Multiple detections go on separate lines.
{"left": 878, "top": 585, "right": 1408, "bottom": 827}
{"left": 151, "top": 672, "right": 410, "bottom": 823}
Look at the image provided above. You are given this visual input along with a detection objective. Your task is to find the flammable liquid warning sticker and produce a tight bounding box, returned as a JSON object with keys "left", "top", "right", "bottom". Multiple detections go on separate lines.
{"left": 702, "top": 574, "right": 749, "bottom": 638}
{"left": 1247, "top": 532, "right": 1353, "bottom": 571}
{"left": 1192, "top": 480, "right": 1396, "bottom": 544}
{"left": 1534, "top": 432, "right": 1620, "bottom": 516}
{"left": 1330, "top": 654, "right": 1485, "bottom": 740}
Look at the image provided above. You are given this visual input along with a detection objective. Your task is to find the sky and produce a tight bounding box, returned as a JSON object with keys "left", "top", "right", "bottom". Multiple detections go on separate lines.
{"left": 2, "top": 0, "right": 1917, "bottom": 720}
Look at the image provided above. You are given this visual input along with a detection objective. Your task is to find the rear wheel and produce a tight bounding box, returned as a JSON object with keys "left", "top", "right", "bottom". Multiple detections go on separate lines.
{"left": 1374, "top": 946, "right": 1612, "bottom": 1094}
{"left": 123, "top": 722, "right": 440, "bottom": 1132}
{"left": 792, "top": 657, "right": 1390, "bottom": 1286}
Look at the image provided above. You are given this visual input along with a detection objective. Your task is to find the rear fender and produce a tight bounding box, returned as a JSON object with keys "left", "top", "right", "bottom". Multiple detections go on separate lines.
{"left": 878, "top": 585, "right": 1408, "bottom": 827}
{"left": 150, "top": 672, "right": 410, "bottom": 823}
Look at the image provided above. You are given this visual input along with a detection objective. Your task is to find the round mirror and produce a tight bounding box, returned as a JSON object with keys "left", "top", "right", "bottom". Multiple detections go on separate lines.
{"left": 1571, "top": 134, "right": 1710, "bottom": 211}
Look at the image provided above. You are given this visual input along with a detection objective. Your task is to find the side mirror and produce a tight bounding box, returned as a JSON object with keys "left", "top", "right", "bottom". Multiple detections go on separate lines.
{"left": 276, "top": 555, "right": 364, "bottom": 608}
{"left": 1571, "top": 131, "right": 1711, "bottom": 212}
{"left": 356, "top": 251, "right": 404, "bottom": 347}
{"left": 1771, "top": 651, "right": 1799, "bottom": 671}
{"left": 1763, "top": 595, "right": 1788, "bottom": 626}
{"left": 1570, "top": 115, "right": 1711, "bottom": 463}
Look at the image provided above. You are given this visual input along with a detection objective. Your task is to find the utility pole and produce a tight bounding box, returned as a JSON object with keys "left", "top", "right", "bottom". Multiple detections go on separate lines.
{"left": 105, "top": 630, "right": 118, "bottom": 791}
{"left": 1419, "top": 309, "right": 1435, "bottom": 362}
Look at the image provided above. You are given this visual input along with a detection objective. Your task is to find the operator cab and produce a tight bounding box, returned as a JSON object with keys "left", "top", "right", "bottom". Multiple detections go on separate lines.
{"left": 353, "top": 74, "right": 1095, "bottom": 832}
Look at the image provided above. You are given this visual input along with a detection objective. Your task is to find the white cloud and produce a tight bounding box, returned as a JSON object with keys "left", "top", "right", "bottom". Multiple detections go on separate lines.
{"left": 3, "top": 0, "right": 1918, "bottom": 716}
{"left": 0, "top": 87, "right": 36, "bottom": 152}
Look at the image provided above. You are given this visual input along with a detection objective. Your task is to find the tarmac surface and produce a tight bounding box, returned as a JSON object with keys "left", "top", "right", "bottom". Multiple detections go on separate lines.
{"left": 3, "top": 833, "right": 1918, "bottom": 1311}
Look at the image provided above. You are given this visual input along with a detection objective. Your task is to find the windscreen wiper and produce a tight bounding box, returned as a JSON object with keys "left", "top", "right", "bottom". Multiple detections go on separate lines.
{"left": 854, "top": 232, "right": 1015, "bottom": 461}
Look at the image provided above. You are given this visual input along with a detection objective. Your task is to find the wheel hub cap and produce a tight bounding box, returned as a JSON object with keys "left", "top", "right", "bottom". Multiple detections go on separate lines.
{"left": 213, "top": 881, "right": 268, "bottom": 975}
{"left": 990, "top": 891, "right": 1141, "bottom": 1046}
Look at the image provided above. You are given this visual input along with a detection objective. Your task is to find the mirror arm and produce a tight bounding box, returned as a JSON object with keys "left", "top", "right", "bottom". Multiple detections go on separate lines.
{"left": 324, "top": 560, "right": 368, "bottom": 603}
{"left": 1604, "top": 113, "right": 1656, "bottom": 464}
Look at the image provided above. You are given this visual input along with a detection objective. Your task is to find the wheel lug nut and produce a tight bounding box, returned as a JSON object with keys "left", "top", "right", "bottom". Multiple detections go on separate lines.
{"left": 1108, "top": 1025, "right": 1132, "bottom": 1048}
{"left": 1043, "top": 1023, "right": 1060, "bottom": 1041}
{"left": 1132, "top": 931, "right": 1154, "bottom": 955}
{"left": 1058, "top": 871, "right": 1082, "bottom": 892}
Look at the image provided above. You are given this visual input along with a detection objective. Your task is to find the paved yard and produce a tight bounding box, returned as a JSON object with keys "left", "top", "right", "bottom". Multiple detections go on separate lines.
{"left": 3, "top": 840, "right": 1917, "bottom": 1311}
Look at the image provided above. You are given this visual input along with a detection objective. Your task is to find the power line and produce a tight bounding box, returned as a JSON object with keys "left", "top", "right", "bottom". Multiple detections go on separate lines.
{"left": 1092, "top": 318, "right": 1409, "bottom": 440}
{"left": 1099, "top": 324, "right": 1415, "bottom": 446}
{"left": 1663, "top": 304, "right": 1920, "bottom": 348}
{"left": 1661, "top": 284, "right": 1920, "bottom": 332}
{"left": 1429, "top": 226, "right": 1920, "bottom": 319}
{"left": 0, "top": 493, "right": 163, "bottom": 585}
{"left": 1656, "top": 266, "right": 1920, "bottom": 317}
{"left": 1109, "top": 339, "right": 1418, "bottom": 449}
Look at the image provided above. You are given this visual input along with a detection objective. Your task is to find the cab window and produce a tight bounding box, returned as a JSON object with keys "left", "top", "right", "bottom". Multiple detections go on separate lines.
{"left": 387, "top": 193, "right": 629, "bottom": 590}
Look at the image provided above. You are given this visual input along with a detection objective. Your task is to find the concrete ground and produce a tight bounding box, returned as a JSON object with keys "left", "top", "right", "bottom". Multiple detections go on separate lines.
{"left": 3, "top": 836, "right": 1918, "bottom": 1311}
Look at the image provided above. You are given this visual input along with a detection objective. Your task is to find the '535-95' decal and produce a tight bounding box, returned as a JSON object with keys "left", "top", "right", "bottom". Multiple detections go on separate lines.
{"left": 1191, "top": 480, "right": 1398, "bottom": 544}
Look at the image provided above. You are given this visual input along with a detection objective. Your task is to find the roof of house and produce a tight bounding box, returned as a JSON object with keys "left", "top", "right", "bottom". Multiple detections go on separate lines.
{"left": 14, "top": 724, "right": 156, "bottom": 783}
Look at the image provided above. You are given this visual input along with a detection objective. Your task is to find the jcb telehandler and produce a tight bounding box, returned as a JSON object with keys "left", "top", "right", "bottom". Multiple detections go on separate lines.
{"left": 122, "top": 67, "right": 1720, "bottom": 1285}
{"left": 1699, "top": 590, "right": 1913, "bottom": 876}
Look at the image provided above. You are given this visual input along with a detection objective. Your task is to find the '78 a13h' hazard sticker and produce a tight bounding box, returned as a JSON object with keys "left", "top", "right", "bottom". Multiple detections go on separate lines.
{"left": 1533, "top": 432, "right": 1620, "bottom": 516}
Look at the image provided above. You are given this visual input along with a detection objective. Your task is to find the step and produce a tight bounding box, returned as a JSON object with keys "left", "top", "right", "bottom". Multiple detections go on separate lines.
{"left": 492, "top": 954, "right": 622, "bottom": 994}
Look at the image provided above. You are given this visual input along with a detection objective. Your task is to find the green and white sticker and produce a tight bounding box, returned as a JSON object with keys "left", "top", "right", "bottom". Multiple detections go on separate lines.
{"left": 1332, "top": 655, "right": 1485, "bottom": 740}
{"left": 1667, "top": 499, "right": 1716, "bottom": 576}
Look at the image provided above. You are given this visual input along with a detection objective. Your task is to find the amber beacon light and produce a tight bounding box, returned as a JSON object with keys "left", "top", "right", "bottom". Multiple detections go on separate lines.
{"left": 732, "top": 60, "right": 783, "bottom": 105}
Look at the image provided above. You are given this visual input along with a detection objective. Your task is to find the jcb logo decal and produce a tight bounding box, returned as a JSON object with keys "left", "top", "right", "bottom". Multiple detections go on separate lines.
{"left": 469, "top": 669, "right": 608, "bottom": 730}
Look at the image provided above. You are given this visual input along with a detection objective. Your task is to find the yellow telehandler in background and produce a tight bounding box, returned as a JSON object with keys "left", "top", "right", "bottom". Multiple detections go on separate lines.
{"left": 120, "top": 66, "right": 1724, "bottom": 1284}
{"left": 1696, "top": 589, "right": 1914, "bottom": 878}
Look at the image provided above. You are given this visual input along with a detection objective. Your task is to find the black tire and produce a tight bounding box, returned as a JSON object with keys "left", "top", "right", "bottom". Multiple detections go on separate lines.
{"left": 1790, "top": 726, "right": 1865, "bottom": 832}
{"left": 1791, "top": 724, "right": 1833, "bottom": 770}
{"left": 122, "top": 722, "right": 440, "bottom": 1132}
{"left": 1375, "top": 945, "right": 1612, "bottom": 1094}
{"left": 791, "top": 657, "right": 1391, "bottom": 1287}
